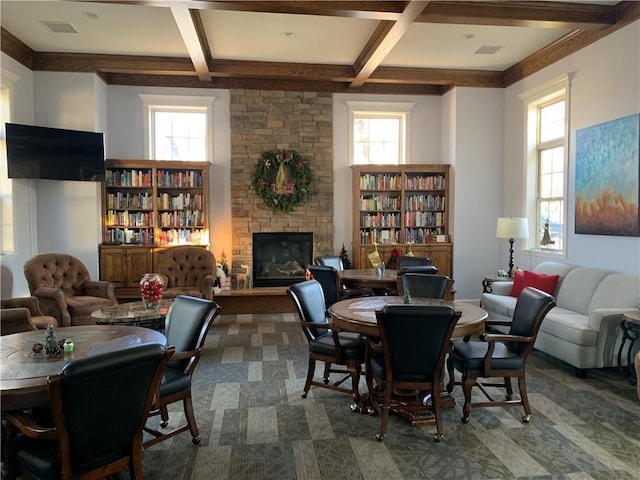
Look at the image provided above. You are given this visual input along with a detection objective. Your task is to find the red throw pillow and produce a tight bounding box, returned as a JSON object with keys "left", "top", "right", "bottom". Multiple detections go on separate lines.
{"left": 511, "top": 270, "right": 559, "bottom": 297}
{"left": 510, "top": 270, "right": 526, "bottom": 297}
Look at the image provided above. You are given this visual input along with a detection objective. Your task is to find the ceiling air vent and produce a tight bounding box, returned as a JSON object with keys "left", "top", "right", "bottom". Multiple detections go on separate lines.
{"left": 42, "top": 21, "right": 79, "bottom": 34}
{"left": 474, "top": 45, "right": 501, "bottom": 55}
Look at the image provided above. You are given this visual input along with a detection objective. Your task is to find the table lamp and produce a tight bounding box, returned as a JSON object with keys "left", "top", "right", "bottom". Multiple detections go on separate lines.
{"left": 496, "top": 217, "right": 529, "bottom": 277}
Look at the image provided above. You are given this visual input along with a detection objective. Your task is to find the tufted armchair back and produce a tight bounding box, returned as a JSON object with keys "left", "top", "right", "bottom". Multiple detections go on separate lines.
{"left": 24, "top": 253, "right": 117, "bottom": 326}
{"left": 157, "top": 246, "right": 216, "bottom": 301}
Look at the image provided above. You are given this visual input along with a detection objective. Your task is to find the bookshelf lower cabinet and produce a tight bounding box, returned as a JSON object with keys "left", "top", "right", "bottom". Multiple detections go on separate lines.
{"left": 99, "top": 245, "right": 153, "bottom": 300}
{"left": 353, "top": 243, "right": 452, "bottom": 278}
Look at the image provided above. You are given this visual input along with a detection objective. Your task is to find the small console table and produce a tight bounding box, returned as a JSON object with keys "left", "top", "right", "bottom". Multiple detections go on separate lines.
{"left": 618, "top": 310, "right": 640, "bottom": 385}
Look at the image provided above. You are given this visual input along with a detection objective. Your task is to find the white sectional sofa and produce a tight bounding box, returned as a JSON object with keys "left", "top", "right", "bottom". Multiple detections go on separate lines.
{"left": 481, "top": 262, "right": 640, "bottom": 377}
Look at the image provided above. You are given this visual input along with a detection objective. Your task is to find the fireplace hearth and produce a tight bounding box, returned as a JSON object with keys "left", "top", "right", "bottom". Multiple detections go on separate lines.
{"left": 252, "top": 232, "right": 313, "bottom": 287}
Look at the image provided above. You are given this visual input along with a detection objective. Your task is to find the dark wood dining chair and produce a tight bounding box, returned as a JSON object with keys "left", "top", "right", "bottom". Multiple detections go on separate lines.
{"left": 3, "top": 343, "right": 172, "bottom": 480}
{"left": 397, "top": 255, "right": 431, "bottom": 269}
{"left": 314, "top": 255, "right": 344, "bottom": 270}
{"left": 446, "top": 287, "right": 556, "bottom": 423}
{"left": 396, "top": 272, "right": 453, "bottom": 299}
{"left": 143, "top": 295, "right": 221, "bottom": 448}
{"left": 287, "top": 280, "right": 365, "bottom": 408}
{"left": 367, "top": 304, "right": 461, "bottom": 442}
{"left": 307, "top": 265, "right": 372, "bottom": 309}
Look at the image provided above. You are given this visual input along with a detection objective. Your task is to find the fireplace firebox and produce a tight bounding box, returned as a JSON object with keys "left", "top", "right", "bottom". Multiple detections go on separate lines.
{"left": 252, "top": 232, "right": 313, "bottom": 287}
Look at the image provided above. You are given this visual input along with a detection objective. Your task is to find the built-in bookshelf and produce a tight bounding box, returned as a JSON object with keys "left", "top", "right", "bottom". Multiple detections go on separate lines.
{"left": 351, "top": 165, "right": 452, "bottom": 276}
{"left": 102, "top": 159, "right": 209, "bottom": 246}
{"left": 100, "top": 159, "right": 210, "bottom": 299}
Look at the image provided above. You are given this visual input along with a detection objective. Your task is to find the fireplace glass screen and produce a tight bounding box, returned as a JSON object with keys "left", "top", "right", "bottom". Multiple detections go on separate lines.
{"left": 252, "top": 232, "right": 313, "bottom": 287}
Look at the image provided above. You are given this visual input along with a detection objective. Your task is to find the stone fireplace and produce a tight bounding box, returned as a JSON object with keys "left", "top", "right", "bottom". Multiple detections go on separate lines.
{"left": 229, "top": 89, "right": 334, "bottom": 286}
{"left": 252, "top": 232, "right": 313, "bottom": 287}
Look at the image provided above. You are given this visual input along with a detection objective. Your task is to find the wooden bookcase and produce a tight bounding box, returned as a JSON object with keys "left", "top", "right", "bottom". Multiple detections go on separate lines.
{"left": 100, "top": 159, "right": 210, "bottom": 299}
{"left": 351, "top": 164, "right": 453, "bottom": 277}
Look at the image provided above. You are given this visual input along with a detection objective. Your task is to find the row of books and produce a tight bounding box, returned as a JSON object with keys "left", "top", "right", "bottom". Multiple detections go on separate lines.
{"left": 405, "top": 227, "right": 446, "bottom": 243}
{"left": 405, "top": 175, "right": 446, "bottom": 190}
{"left": 405, "top": 211, "right": 445, "bottom": 228}
{"left": 405, "top": 194, "right": 445, "bottom": 211}
{"left": 359, "top": 229, "right": 400, "bottom": 244}
{"left": 156, "top": 170, "right": 203, "bottom": 188}
{"left": 359, "top": 174, "right": 401, "bottom": 190}
{"left": 105, "top": 170, "right": 152, "bottom": 187}
{"left": 157, "top": 229, "right": 207, "bottom": 245}
{"left": 105, "top": 228, "right": 154, "bottom": 245}
{"left": 106, "top": 211, "right": 153, "bottom": 227}
{"left": 158, "top": 193, "right": 204, "bottom": 210}
{"left": 106, "top": 192, "right": 153, "bottom": 210}
{"left": 359, "top": 194, "right": 401, "bottom": 211}
{"left": 157, "top": 211, "right": 205, "bottom": 227}
{"left": 359, "top": 212, "right": 400, "bottom": 228}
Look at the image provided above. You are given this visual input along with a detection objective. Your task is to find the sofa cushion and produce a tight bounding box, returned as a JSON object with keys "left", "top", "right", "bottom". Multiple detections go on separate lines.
{"left": 538, "top": 308, "right": 597, "bottom": 346}
{"left": 555, "top": 268, "right": 610, "bottom": 315}
{"left": 481, "top": 293, "right": 517, "bottom": 319}
{"left": 511, "top": 270, "right": 559, "bottom": 297}
{"left": 589, "top": 273, "right": 640, "bottom": 312}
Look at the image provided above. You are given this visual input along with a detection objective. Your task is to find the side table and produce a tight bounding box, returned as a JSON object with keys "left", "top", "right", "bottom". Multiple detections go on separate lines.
{"left": 618, "top": 310, "right": 640, "bottom": 385}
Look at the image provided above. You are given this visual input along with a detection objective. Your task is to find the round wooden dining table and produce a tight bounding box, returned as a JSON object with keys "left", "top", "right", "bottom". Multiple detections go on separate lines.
{"left": 338, "top": 269, "right": 398, "bottom": 291}
{"left": 329, "top": 296, "right": 487, "bottom": 338}
{"left": 0, "top": 325, "right": 166, "bottom": 411}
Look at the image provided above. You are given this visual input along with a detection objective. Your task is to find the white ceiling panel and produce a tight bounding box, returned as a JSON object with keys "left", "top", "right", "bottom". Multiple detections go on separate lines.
{"left": 201, "top": 10, "right": 378, "bottom": 65}
{"left": 1, "top": 1, "right": 188, "bottom": 57}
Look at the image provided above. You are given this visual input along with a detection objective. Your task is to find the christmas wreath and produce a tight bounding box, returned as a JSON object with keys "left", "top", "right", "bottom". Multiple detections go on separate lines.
{"left": 251, "top": 149, "right": 313, "bottom": 212}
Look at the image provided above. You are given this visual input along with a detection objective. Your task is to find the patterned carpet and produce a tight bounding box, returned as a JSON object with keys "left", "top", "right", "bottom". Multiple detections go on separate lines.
{"left": 139, "top": 312, "right": 640, "bottom": 480}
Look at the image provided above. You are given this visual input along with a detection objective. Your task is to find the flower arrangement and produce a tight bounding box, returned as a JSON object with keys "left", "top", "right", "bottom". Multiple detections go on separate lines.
{"left": 251, "top": 149, "right": 313, "bottom": 212}
{"left": 219, "top": 249, "right": 229, "bottom": 275}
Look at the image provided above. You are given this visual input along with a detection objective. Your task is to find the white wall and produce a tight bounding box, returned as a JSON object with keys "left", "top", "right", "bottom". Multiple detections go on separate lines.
{"left": 31, "top": 72, "right": 104, "bottom": 278}
{"left": 504, "top": 20, "right": 640, "bottom": 275}
{"left": 106, "top": 86, "right": 232, "bottom": 262}
{"left": 1, "top": 53, "right": 35, "bottom": 297}
{"left": 332, "top": 93, "right": 443, "bottom": 258}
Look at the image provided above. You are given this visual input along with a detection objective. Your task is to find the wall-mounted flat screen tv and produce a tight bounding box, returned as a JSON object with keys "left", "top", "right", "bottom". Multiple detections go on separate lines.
{"left": 5, "top": 123, "right": 105, "bottom": 182}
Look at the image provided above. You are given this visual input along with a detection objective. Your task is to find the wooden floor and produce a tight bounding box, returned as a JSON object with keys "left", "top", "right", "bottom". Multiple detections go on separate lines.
{"left": 211, "top": 287, "right": 296, "bottom": 315}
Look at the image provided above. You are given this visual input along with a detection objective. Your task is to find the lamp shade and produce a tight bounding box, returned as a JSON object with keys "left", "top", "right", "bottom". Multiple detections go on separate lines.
{"left": 496, "top": 217, "right": 529, "bottom": 239}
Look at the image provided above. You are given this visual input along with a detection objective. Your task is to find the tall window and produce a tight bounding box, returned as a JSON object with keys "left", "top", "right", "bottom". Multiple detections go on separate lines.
{"left": 347, "top": 101, "right": 413, "bottom": 165}
{"left": 0, "top": 83, "right": 14, "bottom": 254}
{"left": 522, "top": 75, "right": 569, "bottom": 253}
{"left": 139, "top": 95, "right": 214, "bottom": 161}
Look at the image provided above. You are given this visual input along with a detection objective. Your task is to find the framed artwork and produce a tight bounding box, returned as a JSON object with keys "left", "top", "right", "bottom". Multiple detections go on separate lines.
{"left": 575, "top": 113, "right": 639, "bottom": 236}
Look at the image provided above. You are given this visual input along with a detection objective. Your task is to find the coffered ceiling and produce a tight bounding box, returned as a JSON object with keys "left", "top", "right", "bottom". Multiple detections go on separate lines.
{"left": 1, "top": 1, "right": 638, "bottom": 95}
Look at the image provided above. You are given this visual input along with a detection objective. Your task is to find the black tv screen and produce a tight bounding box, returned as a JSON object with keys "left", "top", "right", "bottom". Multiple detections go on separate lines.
{"left": 5, "top": 123, "right": 105, "bottom": 181}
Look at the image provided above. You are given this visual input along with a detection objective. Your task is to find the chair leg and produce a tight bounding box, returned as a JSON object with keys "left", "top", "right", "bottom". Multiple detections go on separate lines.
{"left": 302, "top": 356, "right": 316, "bottom": 398}
{"left": 504, "top": 377, "right": 513, "bottom": 400}
{"left": 182, "top": 395, "right": 201, "bottom": 444}
{"left": 376, "top": 383, "right": 393, "bottom": 441}
{"left": 517, "top": 375, "right": 532, "bottom": 423}
{"left": 460, "top": 374, "right": 475, "bottom": 424}
{"left": 159, "top": 405, "right": 169, "bottom": 428}
{"left": 431, "top": 383, "right": 445, "bottom": 442}
{"left": 445, "top": 355, "right": 455, "bottom": 394}
{"left": 322, "top": 362, "right": 331, "bottom": 384}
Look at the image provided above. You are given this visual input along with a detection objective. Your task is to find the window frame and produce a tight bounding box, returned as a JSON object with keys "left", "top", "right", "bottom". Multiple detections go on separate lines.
{"left": 521, "top": 74, "right": 570, "bottom": 256}
{"left": 138, "top": 94, "right": 215, "bottom": 162}
{"left": 0, "top": 70, "right": 18, "bottom": 255}
{"left": 346, "top": 101, "right": 414, "bottom": 166}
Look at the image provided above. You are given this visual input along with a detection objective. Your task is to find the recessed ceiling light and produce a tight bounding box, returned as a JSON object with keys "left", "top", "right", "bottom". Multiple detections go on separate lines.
{"left": 281, "top": 32, "right": 296, "bottom": 38}
{"left": 83, "top": 12, "right": 99, "bottom": 20}
{"left": 462, "top": 33, "right": 475, "bottom": 40}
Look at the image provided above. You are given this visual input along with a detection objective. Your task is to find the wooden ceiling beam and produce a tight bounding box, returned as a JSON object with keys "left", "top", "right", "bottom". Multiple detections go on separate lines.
{"left": 351, "top": 1, "right": 428, "bottom": 88}
{"left": 169, "top": 5, "right": 211, "bottom": 81}
{"left": 418, "top": 1, "right": 617, "bottom": 30}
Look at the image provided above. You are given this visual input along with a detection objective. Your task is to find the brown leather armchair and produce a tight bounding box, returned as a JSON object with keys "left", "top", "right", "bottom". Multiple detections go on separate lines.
{"left": 1, "top": 296, "right": 58, "bottom": 333}
{"left": 157, "top": 246, "right": 216, "bottom": 301}
{"left": 23, "top": 253, "right": 117, "bottom": 326}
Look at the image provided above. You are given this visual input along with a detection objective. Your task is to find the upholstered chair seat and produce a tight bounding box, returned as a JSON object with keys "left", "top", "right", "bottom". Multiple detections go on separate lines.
{"left": 157, "top": 247, "right": 216, "bottom": 301}
{"left": 23, "top": 253, "right": 117, "bottom": 326}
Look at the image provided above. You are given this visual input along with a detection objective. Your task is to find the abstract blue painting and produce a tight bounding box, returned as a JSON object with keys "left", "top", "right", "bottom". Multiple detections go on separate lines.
{"left": 575, "top": 113, "right": 639, "bottom": 236}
